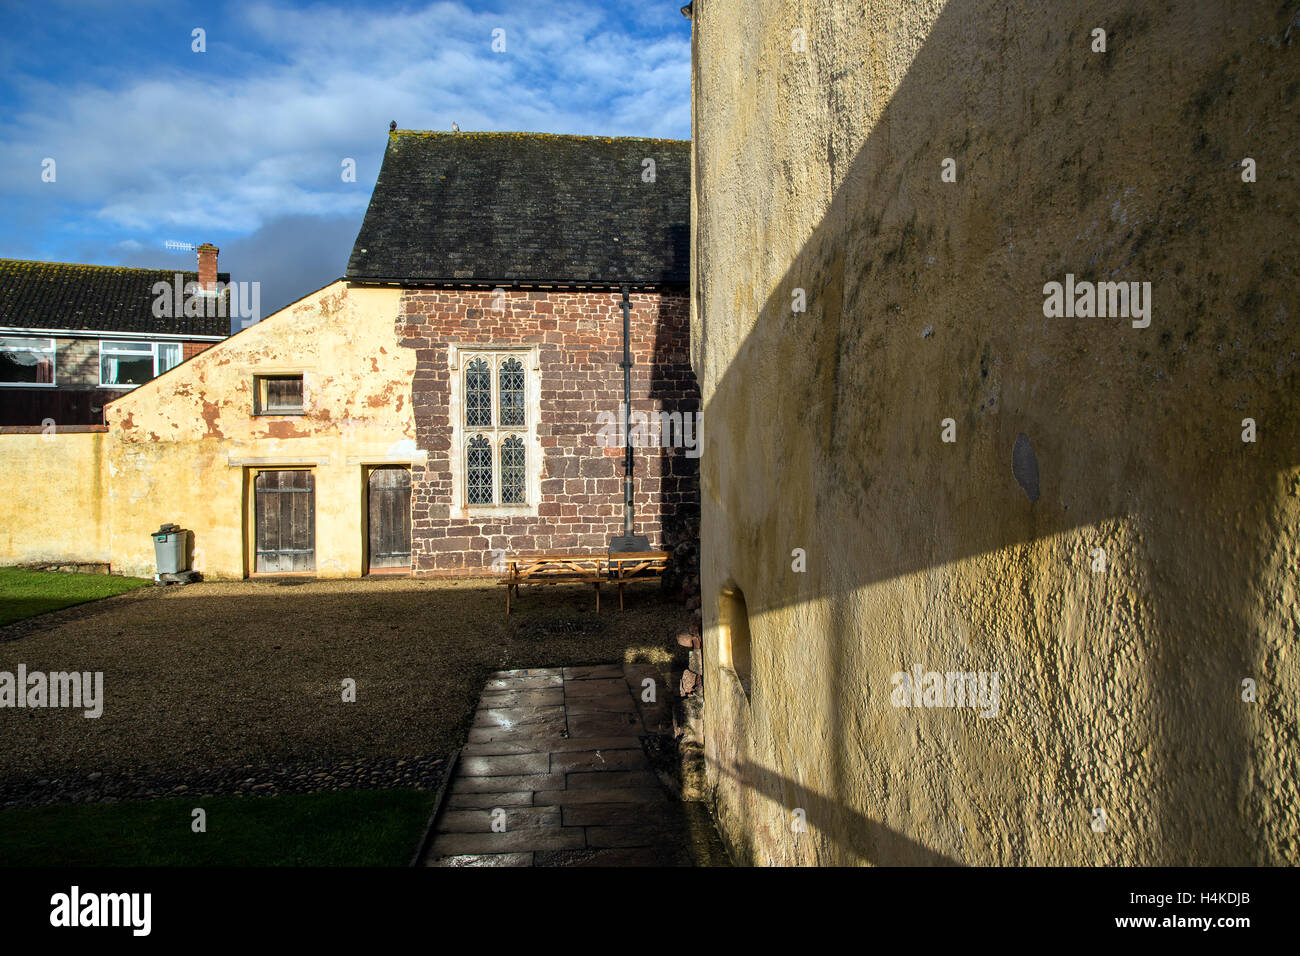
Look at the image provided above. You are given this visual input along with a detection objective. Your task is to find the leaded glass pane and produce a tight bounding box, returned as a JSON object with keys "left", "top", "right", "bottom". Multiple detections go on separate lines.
{"left": 467, "top": 435, "right": 493, "bottom": 504}
{"left": 501, "top": 434, "right": 526, "bottom": 504}
{"left": 499, "top": 357, "right": 525, "bottom": 427}
{"left": 466, "top": 357, "right": 491, "bottom": 427}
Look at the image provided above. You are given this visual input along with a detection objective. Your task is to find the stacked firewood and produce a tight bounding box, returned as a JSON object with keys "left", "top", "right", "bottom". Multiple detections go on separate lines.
{"left": 661, "top": 514, "right": 701, "bottom": 611}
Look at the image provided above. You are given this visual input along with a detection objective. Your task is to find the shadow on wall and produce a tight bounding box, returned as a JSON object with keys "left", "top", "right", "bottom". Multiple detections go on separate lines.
{"left": 648, "top": 277, "right": 701, "bottom": 554}
{"left": 696, "top": 0, "right": 1299, "bottom": 864}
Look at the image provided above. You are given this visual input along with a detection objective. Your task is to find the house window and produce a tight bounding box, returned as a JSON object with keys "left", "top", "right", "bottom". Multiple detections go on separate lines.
{"left": 255, "top": 375, "right": 305, "bottom": 414}
{"left": 457, "top": 350, "right": 532, "bottom": 508}
{"left": 0, "top": 337, "right": 56, "bottom": 386}
{"left": 100, "top": 340, "right": 181, "bottom": 388}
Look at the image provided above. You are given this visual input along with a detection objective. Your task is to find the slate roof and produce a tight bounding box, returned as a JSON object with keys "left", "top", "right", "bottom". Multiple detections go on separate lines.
{"left": 0, "top": 259, "right": 231, "bottom": 337}
{"left": 347, "top": 131, "right": 690, "bottom": 287}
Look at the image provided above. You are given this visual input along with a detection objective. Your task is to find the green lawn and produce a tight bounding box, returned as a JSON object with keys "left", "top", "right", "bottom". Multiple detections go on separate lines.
{"left": 0, "top": 567, "right": 151, "bottom": 626}
{"left": 0, "top": 790, "right": 436, "bottom": 866}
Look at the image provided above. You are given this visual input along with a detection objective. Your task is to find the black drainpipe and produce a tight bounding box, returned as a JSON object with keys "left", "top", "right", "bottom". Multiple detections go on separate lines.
{"left": 610, "top": 286, "right": 650, "bottom": 553}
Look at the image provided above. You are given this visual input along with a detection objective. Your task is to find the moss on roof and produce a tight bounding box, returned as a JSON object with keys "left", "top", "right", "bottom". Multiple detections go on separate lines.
{"left": 349, "top": 130, "right": 690, "bottom": 285}
{"left": 0, "top": 259, "right": 231, "bottom": 336}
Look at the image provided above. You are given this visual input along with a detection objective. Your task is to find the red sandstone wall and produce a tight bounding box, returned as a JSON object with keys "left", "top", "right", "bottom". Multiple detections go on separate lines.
{"left": 399, "top": 289, "right": 699, "bottom": 573}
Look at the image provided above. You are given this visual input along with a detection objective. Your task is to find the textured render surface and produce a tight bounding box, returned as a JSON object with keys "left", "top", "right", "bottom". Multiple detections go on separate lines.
{"left": 692, "top": 0, "right": 1299, "bottom": 864}
{"left": 0, "top": 432, "right": 109, "bottom": 565}
{"left": 402, "top": 289, "right": 698, "bottom": 572}
{"left": 100, "top": 282, "right": 414, "bottom": 578}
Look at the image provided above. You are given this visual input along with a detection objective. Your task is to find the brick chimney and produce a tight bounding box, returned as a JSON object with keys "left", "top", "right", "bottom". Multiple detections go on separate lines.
{"left": 196, "top": 242, "right": 219, "bottom": 291}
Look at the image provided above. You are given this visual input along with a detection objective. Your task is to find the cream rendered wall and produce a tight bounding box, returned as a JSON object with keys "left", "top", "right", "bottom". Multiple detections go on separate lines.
{"left": 104, "top": 282, "right": 417, "bottom": 579}
{"left": 691, "top": 0, "right": 1299, "bottom": 865}
{"left": 0, "top": 432, "right": 109, "bottom": 565}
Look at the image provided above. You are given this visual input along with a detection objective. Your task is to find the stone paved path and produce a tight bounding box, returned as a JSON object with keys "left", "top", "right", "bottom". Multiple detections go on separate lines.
{"left": 423, "top": 663, "right": 730, "bottom": 866}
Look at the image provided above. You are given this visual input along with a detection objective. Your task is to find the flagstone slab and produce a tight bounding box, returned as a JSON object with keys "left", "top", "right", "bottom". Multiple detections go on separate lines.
{"left": 459, "top": 753, "right": 551, "bottom": 777}
{"left": 430, "top": 828, "right": 586, "bottom": 856}
{"left": 437, "top": 806, "right": 561, "bottom": 832}
{"left": 476, "top": 689, "right": 566, "bottom": 708}
{"left": 563, "top": 678, "right": 632, "bottom": 698}
{"left": 467, "top": 719, "right": 569, "bottom": 743}
{"left": 472, "top": 705, "right": 567, "bottom": 728}
{"left": 567, "top": 770, "right": 660, "bottom": 790}
{"left": 427, "top": 852, "right": 535, "bottom": 867}
{"left": 450, "top": 772, "right": 567, "bottom": 793}
{"left": 560, "top": 803, "right": 675, "bottom": 827}
{"left": 567, "top": 712, "right": 643, "bottom": 737}
{"left": 548, "top": 749, "right": 648, "bottom": 774}
{"left": 484, "top": 675, "right": 564, "bottom": 691}
{"left": 460, "top": 735, "right": 643, "bottom": 757}
{"left": 564, "top": 695, "right": 639, "bottom": 715}
{"left": 421, "top": 662, "right": 730, "bottom": 867}
{"left": 444, "top": 790, "right": 536, "bottom": 809}
{"left": 530, "top": 787, "right": 668, "bottom": 806}
{"left": 563, "top": 664, "right": 627, "bottom": 680}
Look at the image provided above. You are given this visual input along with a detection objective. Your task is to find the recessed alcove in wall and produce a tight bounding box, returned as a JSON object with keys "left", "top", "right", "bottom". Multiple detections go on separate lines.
{"left": 718, "top": 584, "right": 752, "bottom": 699}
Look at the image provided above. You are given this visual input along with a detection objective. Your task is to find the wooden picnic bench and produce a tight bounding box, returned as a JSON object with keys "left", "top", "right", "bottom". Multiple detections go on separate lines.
{"left": 499, "top": 549, "right": 672, "bottom": 614}
{"left": 500, "top": 553, "right": 606, "bottom": 614}
{"left": 607, "top": 550, "right": 671, "bottom": 610}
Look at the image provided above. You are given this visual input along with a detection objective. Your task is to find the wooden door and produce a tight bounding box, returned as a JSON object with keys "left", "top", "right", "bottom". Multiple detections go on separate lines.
{"left": 254, "top": 470, "right": 315, "bottom": 573}
{"left": 368, "top": 466, "right": 411, "bottom": 571}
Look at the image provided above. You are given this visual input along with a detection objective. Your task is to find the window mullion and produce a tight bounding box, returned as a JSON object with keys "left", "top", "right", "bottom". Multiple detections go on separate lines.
{"left": 491, "top": 353, "right": 499, "bottom": 504}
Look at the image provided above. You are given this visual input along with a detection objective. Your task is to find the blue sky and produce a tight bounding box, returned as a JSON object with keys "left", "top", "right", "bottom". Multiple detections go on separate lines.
{"left": 0, "top": 0, "right": 691, "bottom": 314}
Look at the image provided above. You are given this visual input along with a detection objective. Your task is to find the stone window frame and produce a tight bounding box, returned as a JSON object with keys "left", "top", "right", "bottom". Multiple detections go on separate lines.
{"left": 447, "top": 344, "right": 542, "bottom": 519}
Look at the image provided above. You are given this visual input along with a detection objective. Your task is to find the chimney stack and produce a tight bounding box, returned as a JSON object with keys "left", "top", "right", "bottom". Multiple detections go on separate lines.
{"left": 196, "top": 242, "right": 219, "bottom": 291}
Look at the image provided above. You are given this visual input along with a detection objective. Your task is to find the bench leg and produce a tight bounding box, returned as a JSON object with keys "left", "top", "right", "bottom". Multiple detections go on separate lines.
{"left": 595, "top": 582, "right": 601, "bottom": 613}
{"left": 619, "top": 581, "right": 624, "bottom": 611}
{"left": 506, "top": 583, "right": 512, "bottom": 615}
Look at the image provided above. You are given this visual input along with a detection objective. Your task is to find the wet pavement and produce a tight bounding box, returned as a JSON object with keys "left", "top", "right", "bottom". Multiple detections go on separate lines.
{"left": 423, "top": 663, "right": 730, "bottom": 866}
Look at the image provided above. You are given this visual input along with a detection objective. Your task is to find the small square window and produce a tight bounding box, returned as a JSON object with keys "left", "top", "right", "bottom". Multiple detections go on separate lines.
{"left": 255, "top": 375, "right": 304, "bottom": 414}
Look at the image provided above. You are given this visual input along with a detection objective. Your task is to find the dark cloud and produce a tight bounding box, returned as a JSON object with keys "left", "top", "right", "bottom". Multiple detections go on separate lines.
{"left": 122, "top": 213, "right": 363, "bottom": 332}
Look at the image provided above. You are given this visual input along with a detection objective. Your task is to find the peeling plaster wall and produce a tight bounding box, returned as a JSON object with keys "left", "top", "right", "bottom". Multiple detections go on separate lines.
{"left": 102, "top": 282, "right": 414, "bottom": 579}
{"left": 692, "top": 0, "right": 1299, "bottom": 864}
{"left": 0, "top": 432, "right": 109, "bottom": 565}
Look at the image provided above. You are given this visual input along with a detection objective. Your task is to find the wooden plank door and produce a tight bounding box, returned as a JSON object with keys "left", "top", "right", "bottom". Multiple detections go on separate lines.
{"left": 254, "top": 470, "right": 315, "bottom": 573}
{"left": 368, "top": 466, "right": 411, "bottom": 571}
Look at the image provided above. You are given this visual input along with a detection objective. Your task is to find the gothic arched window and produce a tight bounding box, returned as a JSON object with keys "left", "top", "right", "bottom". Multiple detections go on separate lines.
{"left": 466, "top": 435, "right": 493, "bottom": 505}
{"left": 501, "top": 434, "right": 526, "bottom": 504}
{"left": 466, "top": 357, "right": 491, "bottom": 427}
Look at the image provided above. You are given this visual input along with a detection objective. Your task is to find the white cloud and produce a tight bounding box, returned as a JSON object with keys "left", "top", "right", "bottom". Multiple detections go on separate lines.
{"left": 0, "top": 0, "right": 689, "bottom": 236}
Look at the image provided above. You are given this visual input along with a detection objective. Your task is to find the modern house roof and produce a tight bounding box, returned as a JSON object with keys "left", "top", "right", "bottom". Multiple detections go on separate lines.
{"left": 346, "top": 130, "right": 690, "bottom": 287}
{"left": 0, "top": 259, "right": 231, "bottom": 337}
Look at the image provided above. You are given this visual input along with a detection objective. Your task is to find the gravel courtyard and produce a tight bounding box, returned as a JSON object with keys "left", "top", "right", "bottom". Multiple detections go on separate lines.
{"left": 0, "top": 577, "right": 685, "bottom": 791}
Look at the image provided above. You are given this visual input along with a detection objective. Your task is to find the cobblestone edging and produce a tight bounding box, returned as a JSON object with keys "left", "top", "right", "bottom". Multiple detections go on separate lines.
{"left": 0, "top": 754, "right": 449, "bottom": 810}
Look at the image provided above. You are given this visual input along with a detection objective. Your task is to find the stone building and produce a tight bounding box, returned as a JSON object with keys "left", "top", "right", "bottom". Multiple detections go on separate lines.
{"left": 348, "top": 131, "right": 697, "bottom": 574}
{"left": 687, "top": 0, "right": 1298, "bottom": 865}
{"left": 0, "top": 131, "right": 699, "bottom": 580}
